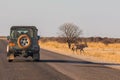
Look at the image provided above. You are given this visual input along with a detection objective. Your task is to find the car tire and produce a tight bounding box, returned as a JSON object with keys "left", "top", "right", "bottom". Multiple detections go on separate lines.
{"left": 8, "top": 60, "right": 13, "bottom": 62}
{"left": 7, "top": 53, "right": 14, "bottom": 62}
{"left": 17, "top": 34, "right": 31, "bottom": 49}
{"left": 33, "top": 52, "right": 40, "bottom": 61}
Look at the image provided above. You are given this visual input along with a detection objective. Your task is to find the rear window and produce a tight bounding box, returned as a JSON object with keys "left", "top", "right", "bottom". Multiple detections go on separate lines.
{"left": 10, "top": 28, "right": 34, "bottom": 38}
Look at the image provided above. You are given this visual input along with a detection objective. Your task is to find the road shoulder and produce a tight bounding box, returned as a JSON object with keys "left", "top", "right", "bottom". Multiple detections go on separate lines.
{"left": 41, "top": 47, "right": 120, "bottom": 70}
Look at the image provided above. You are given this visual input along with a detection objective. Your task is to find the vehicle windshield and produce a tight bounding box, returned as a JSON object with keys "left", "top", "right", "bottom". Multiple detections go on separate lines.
{"left": 10, "top": 28, "right": 34, "bottom": 38}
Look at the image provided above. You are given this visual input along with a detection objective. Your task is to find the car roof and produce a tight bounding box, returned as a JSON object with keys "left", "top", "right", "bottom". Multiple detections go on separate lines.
{"left": 10, "top": 26, "right": 38, "bottom": 30}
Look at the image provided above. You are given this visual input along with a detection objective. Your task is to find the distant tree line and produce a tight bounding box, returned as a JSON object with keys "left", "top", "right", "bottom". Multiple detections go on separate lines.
{"left": 79, "top": 37, "right": 120, "bottom": 44}
{"left": 40, "top": 37, "right": 120, "bottom": 44}
{"left": 0, "top": 36, "right": 6, "bottom": 38}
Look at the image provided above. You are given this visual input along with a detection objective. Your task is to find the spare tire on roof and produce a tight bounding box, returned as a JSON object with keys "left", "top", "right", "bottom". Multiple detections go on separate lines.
{"left": 17, "top": 34, "right": 31, "bottom": 49}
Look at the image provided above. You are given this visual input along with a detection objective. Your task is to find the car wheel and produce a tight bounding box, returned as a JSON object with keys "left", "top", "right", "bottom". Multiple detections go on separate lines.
{"left": 33, "top": 52, "right": 40, "bottom": 61}
{"left": 7, "top": 53, "right": 14, "bottom": 62}
{"left": 8, "top": 59, "right": 13, "bottom": 62}
{"left": 17, "top": 34, "right": 31, "bottom": 49}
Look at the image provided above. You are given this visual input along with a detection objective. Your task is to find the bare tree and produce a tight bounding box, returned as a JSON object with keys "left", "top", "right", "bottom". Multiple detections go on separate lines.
{"left": 59, "top": 23, "right": 82, "bottom": 48}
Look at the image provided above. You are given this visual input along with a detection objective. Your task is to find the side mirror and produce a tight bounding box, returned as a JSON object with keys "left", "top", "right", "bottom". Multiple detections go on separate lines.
{"left": 37, "top": 36, "right": 40, "bottom": 40}
{"left": 7, "top": 36, "right": 10, "bottom": 40}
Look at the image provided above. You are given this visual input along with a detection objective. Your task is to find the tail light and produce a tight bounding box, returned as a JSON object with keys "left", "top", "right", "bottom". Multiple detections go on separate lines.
{"left": 9, "top": 42, "right": 15, "bottom": 47}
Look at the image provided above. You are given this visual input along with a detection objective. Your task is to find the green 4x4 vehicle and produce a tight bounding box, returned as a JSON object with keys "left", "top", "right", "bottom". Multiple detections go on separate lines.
{"left": 7, "top": 26, "right": 40, "bottom": 62}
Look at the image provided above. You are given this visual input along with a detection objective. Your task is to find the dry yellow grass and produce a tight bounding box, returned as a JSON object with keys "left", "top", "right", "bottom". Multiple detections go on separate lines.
{"left": 39, "top": 40, "right": 120, "bottom": 63}
{"left": 39, "top": 41, "right": 72, "bottom": 54}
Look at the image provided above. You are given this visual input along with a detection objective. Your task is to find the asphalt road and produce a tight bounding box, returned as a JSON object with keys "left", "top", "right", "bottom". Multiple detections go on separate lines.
{"left": 0, "top": 39, "right": 120, "bottom": 80}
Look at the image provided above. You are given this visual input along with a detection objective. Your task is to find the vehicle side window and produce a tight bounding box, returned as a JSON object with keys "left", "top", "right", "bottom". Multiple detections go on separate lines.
{"left": 29, "top": 29, "right": 34, "bottom": 38}
{"left": 10, "top": 30, "right": 15, "bottom": 38}
{"left": 34, "top": 30, "right": 37, "bottom": 38}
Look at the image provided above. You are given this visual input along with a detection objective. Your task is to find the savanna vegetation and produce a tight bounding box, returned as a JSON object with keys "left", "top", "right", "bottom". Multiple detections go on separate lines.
{"left": 39, "top": 37, "right": 120, "bottom": 63}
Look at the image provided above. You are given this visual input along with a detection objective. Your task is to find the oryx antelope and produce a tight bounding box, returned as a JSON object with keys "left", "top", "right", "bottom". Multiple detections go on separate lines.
{"left": 71, "top": 41, "right": 88, "bottom": 53}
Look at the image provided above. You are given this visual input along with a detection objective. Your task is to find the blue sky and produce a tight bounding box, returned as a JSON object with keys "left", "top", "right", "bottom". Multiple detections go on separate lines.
{"left": 0, "top": 0, "right": 120, "bottom": 38}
